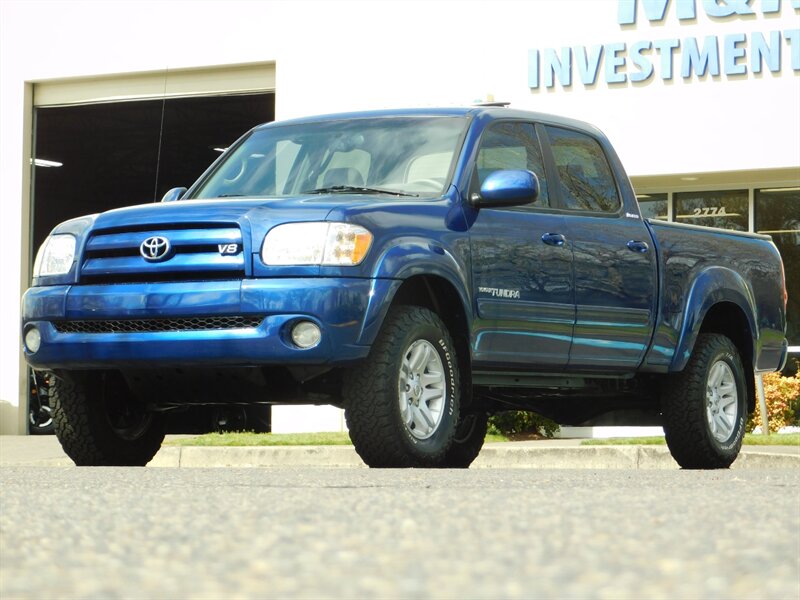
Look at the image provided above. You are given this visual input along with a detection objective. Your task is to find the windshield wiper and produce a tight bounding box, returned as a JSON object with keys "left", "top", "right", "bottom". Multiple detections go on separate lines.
{"left": 302, "top": 185, "right": 419, "bottom": 198}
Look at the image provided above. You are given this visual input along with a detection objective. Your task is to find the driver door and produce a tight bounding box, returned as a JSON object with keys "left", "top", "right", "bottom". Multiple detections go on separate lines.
{"left": 468, "top": 121, "right": 574, "bottom": 369}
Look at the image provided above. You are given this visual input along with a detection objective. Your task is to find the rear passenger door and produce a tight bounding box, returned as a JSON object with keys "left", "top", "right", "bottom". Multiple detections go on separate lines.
{"left": 543, "top": 125, "right": 657, "bottom": 372}
{"left": 468, "top": 121, "right": 574, "bottom": 369}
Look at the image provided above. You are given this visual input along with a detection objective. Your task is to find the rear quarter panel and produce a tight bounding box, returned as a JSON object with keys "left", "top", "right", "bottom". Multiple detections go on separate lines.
{"left": 643, "top": 220, "right": 786, "bottom": 373}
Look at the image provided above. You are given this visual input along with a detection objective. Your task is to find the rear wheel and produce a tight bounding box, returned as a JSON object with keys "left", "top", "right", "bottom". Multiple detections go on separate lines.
{"left": 29, "top": 371, "right": 55, "bottom": 435}
{"left": 29, "top": 403, "right": 54, "bottom": 435}
{"left": 661, "top": 334, "right": 747, "bottom": 469}
{"left": 52, "top": 372, "right": 165, "bottom": 466}
{"left": 344, "top": 306, "right": 459, "bottom": 468}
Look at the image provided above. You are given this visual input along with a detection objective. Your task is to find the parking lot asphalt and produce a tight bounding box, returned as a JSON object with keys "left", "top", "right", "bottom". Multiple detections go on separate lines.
{"left": 2, "top": 466, "right": 799, "bottom": 599}
{"left": 1, "top": 435, "right": 798, "bottom": 469}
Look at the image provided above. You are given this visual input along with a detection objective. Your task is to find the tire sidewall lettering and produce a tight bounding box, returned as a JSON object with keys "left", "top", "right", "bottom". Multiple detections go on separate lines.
{"left": 399, "top": 332, "right": 457, "bottom": 448}
{"left": 718, "top": 414, "right": 745, "bottom": 451}
{"left": 437, "top": 338, "right": 456, "bottom": 417}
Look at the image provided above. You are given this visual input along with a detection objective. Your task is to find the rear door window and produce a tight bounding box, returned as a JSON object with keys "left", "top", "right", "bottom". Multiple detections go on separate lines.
{"left": 545, "top": 126, "right": 620, "bottom": 213}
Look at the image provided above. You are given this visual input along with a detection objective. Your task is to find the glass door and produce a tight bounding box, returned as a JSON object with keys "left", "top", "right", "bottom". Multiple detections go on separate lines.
{"left": 756, "top": 187, "right": 800, "bottom": 358}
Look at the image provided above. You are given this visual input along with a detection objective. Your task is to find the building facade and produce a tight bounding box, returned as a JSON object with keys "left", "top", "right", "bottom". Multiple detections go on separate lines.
{"left": 1, "top": 0, "right": 798, "bottom": 433}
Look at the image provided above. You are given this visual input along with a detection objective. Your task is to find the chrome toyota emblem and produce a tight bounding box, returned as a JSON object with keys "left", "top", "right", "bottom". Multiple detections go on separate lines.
{"left": 139, "top": 236, "right": 171, "bottom": 261}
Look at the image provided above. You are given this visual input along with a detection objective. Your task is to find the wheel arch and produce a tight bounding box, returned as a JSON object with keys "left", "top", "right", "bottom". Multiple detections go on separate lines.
{"left": 360, "top": 237, "right": 472, "bottom": 348}
{"left": 670, "top": 268, "right": 757, "bottom": 372}
{"left": 390, "top": 274, "right": 471, "bottom": 345}
{"left": 670, "top": 267, "right": 758, "bottom": 414}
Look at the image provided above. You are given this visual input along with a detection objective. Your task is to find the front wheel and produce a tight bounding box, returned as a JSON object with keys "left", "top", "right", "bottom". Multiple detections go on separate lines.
{"left": 344, "top": 306, "right": 460, "bottom": 468}
{"left": 52, "top": 372, "right": 165, "bottom": 466}
{"left": 661, "top": 333, "right": 747, "bottom": 469}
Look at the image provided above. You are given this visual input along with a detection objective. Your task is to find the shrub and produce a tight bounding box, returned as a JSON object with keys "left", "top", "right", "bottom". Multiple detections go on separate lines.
{"left": 746, "top": 370, "right": 800, "bottom": 433}
{"left": 488, "top": 410, "right": 560, "bottom": 438}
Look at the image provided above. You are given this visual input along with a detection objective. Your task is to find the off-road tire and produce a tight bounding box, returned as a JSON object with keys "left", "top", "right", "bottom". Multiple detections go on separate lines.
{"left": 52, "top": 372, "right": 165, "bottom": 466}
{"left": 661, "top": 333, "right": 747, "bottom": 469}
{"left": 440, "top": 410, "right": 488, "bottom": 468}
{"left": 344, "top": 306, "right": 459, "bottom": 468}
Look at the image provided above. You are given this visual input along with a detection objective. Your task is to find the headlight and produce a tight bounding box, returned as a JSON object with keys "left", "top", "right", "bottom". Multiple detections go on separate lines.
{"left": 261, "top": 222, "right": 373, "bottom": 266}
{"left": 33, "top": 234, "right": 77, "bottom": 277}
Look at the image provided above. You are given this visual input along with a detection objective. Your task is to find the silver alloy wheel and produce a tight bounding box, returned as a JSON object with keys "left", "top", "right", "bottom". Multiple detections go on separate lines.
{"left": 398, "top": 339, "right": 446, "bottom": 440}
{"left": 705, "top": 360, "right": 738, "bottom": 442}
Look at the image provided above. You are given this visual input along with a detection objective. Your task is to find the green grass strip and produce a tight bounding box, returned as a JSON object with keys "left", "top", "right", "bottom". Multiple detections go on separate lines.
{"left": 166, "top": 431, "right": 798, "bottom": 447}
{"left": 167, "top": 431, "right": 510, "bottom": 447}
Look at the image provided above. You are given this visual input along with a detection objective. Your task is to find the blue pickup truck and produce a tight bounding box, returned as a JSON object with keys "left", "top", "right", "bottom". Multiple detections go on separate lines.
{"left": 22, "top": 107, "right": 788, "bottom": 469}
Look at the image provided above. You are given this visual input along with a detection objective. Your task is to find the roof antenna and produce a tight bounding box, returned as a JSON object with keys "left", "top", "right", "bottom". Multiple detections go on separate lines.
{"left": 152, "top": 68, "right": 168, "bottom": 202}
{"left": 473, "top": 95, "right": 510, "bottom": 107}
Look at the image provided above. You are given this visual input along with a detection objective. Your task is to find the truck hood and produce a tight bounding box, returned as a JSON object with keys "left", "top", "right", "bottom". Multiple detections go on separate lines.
{"left": 89, "top": 196, "right": 350, "bottom": 232}
{"left": 83, "top": 193, "right": 450, "bottom": 242}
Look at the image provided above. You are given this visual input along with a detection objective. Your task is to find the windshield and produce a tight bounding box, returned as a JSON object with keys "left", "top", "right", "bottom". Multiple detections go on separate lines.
{"left": 191, "top": 116, "right": 467, "bottom": 200}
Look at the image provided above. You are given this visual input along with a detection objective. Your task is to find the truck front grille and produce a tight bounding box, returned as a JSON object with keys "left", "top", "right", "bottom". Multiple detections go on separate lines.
{"left": 80, "top": 223, "right": 246, "bottom": 284}
{"left": 53, "top": 316, "right": 264, "bottom": 334}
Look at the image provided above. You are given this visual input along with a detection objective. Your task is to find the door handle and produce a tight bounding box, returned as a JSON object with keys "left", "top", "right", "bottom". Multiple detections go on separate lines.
{"left": 541, "top": 232, "right": 566, "bottom": 247}
{"left": 626, "top": 240, "right": 649, "bottom": 253}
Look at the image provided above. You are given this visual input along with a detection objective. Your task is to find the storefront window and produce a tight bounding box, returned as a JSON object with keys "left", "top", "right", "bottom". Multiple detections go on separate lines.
{"left": 636, "top": 193, "right": 668, "bottom": 220}
{"left": 756, "top": 187, "right": 800, "bottom": 347}
{"left": 674, "top": 190, "right": 748, "bottom": 231}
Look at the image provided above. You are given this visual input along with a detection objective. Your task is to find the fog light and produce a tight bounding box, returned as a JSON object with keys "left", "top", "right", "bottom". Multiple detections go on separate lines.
{"left": 291, "top": 321, "right": 321, "bottom": 349}
{"left": 25, "top": 327, "right": 41, "bottom": 353}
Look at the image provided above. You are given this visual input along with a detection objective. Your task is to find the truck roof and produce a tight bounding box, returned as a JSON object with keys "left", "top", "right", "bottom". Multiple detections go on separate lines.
{"left": 255, "top": 106, "right": 605, "bottom": 139}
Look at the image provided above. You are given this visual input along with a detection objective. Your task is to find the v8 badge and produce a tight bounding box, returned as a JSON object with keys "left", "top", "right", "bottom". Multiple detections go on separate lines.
{"left": 218, "top": 243, "right": 239, "bottom": 255}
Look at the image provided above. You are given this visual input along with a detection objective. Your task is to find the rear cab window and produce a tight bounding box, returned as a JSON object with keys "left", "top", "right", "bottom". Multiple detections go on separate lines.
{"left": 544, "top": 125, "right": 620, "bottom": 213}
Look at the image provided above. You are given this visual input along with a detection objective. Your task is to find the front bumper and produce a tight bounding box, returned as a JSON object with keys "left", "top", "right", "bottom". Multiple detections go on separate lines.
{"left": 22, "top": 278, "right": 396, "bottom": 370}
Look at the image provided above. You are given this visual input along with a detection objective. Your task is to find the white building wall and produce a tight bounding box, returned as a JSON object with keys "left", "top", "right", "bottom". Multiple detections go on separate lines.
{"left": 1, "top": 0, "right": 799, "bottom": 431}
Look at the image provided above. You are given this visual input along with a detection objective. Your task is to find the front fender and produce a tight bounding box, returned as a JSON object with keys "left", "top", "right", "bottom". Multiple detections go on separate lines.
{"left": 356, "top": 238, "right": 472, "bottom": 346}
{"left": 670, "top": 267, "right": 757, "bottom": 372}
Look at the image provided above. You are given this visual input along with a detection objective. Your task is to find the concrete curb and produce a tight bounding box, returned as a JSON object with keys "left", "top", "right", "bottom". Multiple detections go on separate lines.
{"left": 2, "top": 435, "right": 796, "bottom": 468}
{"left": 147, "top": 445, "right": 800, "bottom": 469}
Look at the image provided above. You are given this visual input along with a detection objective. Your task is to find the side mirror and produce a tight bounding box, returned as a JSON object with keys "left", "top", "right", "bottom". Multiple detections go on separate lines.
{"left": 161, "top": 187, "right": 187, "bottom": 203}
{"left": 471, "top": 170, "right": 539, "bottom": 208}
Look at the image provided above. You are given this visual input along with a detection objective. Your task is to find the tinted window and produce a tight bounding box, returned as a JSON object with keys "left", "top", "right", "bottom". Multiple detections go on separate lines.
{"left": 474, "top": 122, "right": 548, "bottom": 208}
{"left": 545, "top": 126, "right": 620, "bottom": 212}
